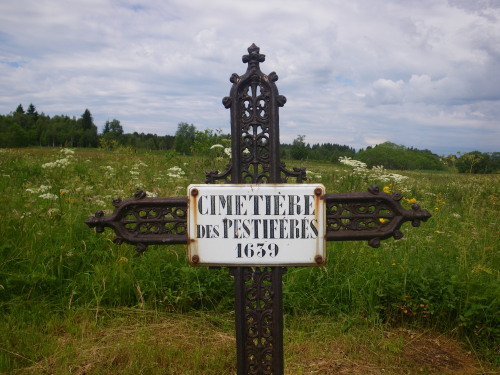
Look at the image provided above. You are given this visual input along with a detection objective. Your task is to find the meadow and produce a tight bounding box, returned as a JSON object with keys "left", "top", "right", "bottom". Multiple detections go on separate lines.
{"left": 0, "top": 147, "right": 498, "bottom": 374}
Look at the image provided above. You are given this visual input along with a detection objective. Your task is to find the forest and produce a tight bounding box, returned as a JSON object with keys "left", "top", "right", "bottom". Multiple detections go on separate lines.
{"left": 1, "top": 104, "right": 498, "bottom": 173}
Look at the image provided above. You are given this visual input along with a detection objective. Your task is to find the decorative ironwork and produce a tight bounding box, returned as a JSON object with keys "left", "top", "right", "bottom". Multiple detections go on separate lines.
{"left": 85, "top": 44, "right": 431, "bottom": 375}
{"left": 324, "top": 184, "right": 432, "bottom": 248}
{"left": 231, "top": 267, "right": 285, "bottom": 375}
{"left": 85, "top": 190, "right": 187, "bottom": 252}
{"left": 209, "top": 43, "right": 305, "bottom": 185}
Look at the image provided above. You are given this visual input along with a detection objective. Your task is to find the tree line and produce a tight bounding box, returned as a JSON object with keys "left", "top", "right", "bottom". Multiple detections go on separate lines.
{"left": 0, "top": 104, "right": 175, "bottom": 150}
{"left": 1, "top": 104, "right": 498, "bottom": 173}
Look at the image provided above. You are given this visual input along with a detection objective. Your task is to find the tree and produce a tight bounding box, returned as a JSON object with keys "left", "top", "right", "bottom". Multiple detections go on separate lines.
{"left": 290, "top": 135, "right": 309, "bottom": 160}
{"left": 0, "top": 116, "right": 28, "bottom": 147}
{"left": 102, "top": 119, "right": 124, "bottom": 137}
{"left": 81, "top": 109, "right": 94, "bottom": 130}
{"left": 456, "top": 151, "right": 491, "bottom": 174}
{"left": 357, "top": 141, "right": 445, "bottom": 171}
{"left": 173, "top": 122, "right": 196, "bottom": 154}
{"left": 27, "top": 103, "right": 38, "bottom": 117}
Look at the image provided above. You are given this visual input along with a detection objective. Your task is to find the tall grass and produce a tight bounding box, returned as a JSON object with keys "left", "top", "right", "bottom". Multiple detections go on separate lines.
{"left": 0, "top": 148, "right": 498, "bottom": 372}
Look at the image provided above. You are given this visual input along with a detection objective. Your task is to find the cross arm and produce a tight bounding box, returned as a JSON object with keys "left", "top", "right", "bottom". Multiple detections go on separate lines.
{"left": 85, "top": 185, "right": 431, "bottom": 252}
{"left": 85, "top": 190, "right": 188, "bottom": 252}
{"left": 323, "top": 184, "right": 431, "bottom": 248}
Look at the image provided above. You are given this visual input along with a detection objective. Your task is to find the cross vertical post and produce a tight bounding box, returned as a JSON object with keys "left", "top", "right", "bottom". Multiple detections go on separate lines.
{"left": 209, "top": 43, "right": 306, "bottom": 375}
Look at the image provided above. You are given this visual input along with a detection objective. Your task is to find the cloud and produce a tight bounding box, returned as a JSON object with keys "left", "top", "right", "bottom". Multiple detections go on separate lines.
{"left": 0, "top": 0, "right": 499, "bottom": 155}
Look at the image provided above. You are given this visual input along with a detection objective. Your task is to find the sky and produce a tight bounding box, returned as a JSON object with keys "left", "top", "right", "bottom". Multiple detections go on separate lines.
{"left": 1, "top": 0, "right": 499, "bottom": 155}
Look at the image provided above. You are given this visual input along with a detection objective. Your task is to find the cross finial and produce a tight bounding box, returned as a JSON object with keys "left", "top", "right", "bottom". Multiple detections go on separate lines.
{"left": 242, "top": 43, "right": 265, "bottom": 68}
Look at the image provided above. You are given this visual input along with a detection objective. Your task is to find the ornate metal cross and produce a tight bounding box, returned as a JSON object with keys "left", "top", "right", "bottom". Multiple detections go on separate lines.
{"left": 86, "top": 44, "right": 431, "bottom": 375}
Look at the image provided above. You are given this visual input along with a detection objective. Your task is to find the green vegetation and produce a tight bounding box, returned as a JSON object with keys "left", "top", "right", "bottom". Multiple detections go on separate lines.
{"left": 455, "top": 151, "right": 500, "bottom": 174}
{"left": 1, "top": 104, "right": 499, "bottom": 173}
{"left": 0, "top": 148, "right": 498, "bottom": 373}
{"left": 356, "top": 142, "right": 446, "bottom": 170}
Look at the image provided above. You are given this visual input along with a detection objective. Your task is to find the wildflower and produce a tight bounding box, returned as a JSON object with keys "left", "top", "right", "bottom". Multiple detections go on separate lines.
{"left": 379, "top": 173, "right": 408, "bottom": 183}
{"left": 224, "top": 148, "right": 232, "bottom": 157}
{"left": 166, "top": 166, "right": 186, "bottom": 179}
{"left": 452, "top": 213, "right": 461, "bottom": 218}
{"left": 339, "top": 156, "right": 367, "bottom": 169}
{"left": 39, "top": 193, "right": 58, "bottom": 200}
{"left": 404, "top": 198, "right": 417, "bottom": 204}
{"left": 41, "top": 157, "right": 72, "bottom": 169}
{"left": 47, "top": 208, "right": 60, "bottom": 217}
{"left": 306, "top": 170, "right": 322, "bottom": 180}
{"left": 383, "top": 186, "right": 392, "bottom": 194}
{"left": 60, "top": 148, "right": 75, "bottom": 156}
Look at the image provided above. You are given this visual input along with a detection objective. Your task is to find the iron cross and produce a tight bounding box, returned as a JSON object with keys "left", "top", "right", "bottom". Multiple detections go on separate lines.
{"left": 86, "top": 44, "right": 431, "bottom": 375}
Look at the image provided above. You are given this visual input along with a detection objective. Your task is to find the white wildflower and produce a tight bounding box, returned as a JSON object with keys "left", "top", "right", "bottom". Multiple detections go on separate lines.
{"left": 60, "top": 148, "right": 75, "bottom": 156}
{"left": 47, "top": 208, "right": 60, "bottom": 217}
{"left": 166, "top": 166, "right": 185, "bottom": 178}
{"left": 339, "top": 156, "right": 367, "bottom": 170}
{"left": 94, "top": 199, "right": 106, "bottom": 207}
{"left": 224, "top": 148, "right": 232, "bottom": 157}
{"left": 26, "top": 185, "right": 52, "bottom": 194}
{"left": 168, "top": 166, "right": 183, "bottom": 173}
{"left": 41, "top": 157, "right": 73, "bottom": 169}
{"left": 39, "top": 193, "right": 58, "bottom": 200}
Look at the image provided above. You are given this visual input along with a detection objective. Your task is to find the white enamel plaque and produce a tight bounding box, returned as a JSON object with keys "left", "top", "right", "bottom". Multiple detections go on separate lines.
{"left": 187, "top": 184, "right": 326, "bottom": 266}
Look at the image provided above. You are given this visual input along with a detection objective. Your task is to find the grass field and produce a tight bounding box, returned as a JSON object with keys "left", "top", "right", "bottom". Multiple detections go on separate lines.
{"left": 0, "top": 148, "right": 498, "bottom": 374}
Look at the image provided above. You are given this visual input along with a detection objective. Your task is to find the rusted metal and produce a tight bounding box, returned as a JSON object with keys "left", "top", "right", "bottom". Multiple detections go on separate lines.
{"left": 85, "top": 190, "right": 188, "bottom": 252}
{"left": 207, "top": 43, "right": 306, "bottom": 185}
{"left": 85, "top": 44, "right": 431, "bottom": 375}
{"left": 230, "top": 266, "right": 285, "bottom": 375}
{"left": 219, "top": 44, "right": 296, "bottom": 375}
{"left": 324, "top": 184, "right": 431, "bottom": 248}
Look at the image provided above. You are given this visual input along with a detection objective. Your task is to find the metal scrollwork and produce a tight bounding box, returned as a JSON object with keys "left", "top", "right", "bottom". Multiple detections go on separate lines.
{"left": 323, "top": 185, "right": 431, "bottom": 248}
{"left": 85, "top": 190, "right": 188, "bottom": 252}
{"left": 231, "top": 267, "right": 285, "bottom": 375}
{"left": 222, "top": 43, "right": 303, "bottom": 186}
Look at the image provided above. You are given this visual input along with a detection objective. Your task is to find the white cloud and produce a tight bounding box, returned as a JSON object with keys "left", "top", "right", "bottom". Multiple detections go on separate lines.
{"left": 0, "top": 0, "right": 499, "bottom": 154}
